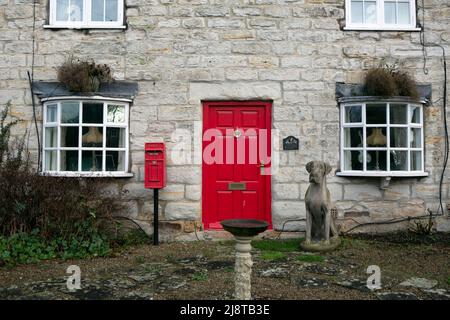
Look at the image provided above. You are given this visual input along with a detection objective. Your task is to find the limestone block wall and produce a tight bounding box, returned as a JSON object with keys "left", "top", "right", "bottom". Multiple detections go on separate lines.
{"left": 0, "top": 0, "right": 449, "bottom": 234}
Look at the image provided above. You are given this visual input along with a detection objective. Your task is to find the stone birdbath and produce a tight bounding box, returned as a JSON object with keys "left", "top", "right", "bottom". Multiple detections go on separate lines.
{"left": 220, "top": 219, "right": 269, "bottom": 300}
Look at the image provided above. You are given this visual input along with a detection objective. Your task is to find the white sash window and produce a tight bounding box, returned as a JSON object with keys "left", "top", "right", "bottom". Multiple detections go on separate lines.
{"left": 48, "top": 0, "right": 125, "bottom": 29}
{"left": 345, "top": 0, "right": 418, "bottom": 31}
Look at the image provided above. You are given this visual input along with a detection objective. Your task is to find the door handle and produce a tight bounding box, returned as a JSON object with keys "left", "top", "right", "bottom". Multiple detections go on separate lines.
{"left": 257, "top": 161, "right": 265, "bottom": 168}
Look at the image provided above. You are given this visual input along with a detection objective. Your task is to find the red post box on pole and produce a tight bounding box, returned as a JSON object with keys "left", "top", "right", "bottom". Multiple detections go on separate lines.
{"left": 144, "top": 143, "right": 166, "bottom": 245}
{"left": 145, "top": 143, "right": 166, "bottom": 189}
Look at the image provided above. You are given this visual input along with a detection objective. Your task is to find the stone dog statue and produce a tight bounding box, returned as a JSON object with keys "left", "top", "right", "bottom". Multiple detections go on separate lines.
{"left": 302, "top": 161, "right": 340, "bottom": 251}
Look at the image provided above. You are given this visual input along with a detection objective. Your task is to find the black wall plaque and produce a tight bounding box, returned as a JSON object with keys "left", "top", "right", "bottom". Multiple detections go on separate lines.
{"left": 283, "top": 136, "right": 299, "bottom": 150}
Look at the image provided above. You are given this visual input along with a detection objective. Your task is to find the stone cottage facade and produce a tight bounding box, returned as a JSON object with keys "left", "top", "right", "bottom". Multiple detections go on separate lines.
{"left": 1, "top": 0, "right": 449, "bottom": 237}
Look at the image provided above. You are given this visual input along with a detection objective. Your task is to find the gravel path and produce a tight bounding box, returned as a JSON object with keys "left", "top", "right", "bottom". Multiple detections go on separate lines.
{"left": 0, "top": 234, "right": 449, "bottom": 300}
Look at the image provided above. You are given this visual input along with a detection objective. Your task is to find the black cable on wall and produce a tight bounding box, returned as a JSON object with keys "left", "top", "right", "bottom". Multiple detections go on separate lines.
{"left": 419, "top": 0, "right": 448, "bottom": 216}
{"left": 30, "top": 0, "right": 41, "bottom": 171}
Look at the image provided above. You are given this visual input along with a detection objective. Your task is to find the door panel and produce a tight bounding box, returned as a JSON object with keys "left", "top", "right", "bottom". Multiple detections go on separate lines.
{"left": 216, "top": 110, "right": 234, "bottom": 127}
{"left": 202, "top": 101, "right": 272, "bottom": 230}
{"left": 241, "top": 191, "right": 258, "bottom": 218}
{"left": 241, "top": 110, "right": 259, "bottom": 127}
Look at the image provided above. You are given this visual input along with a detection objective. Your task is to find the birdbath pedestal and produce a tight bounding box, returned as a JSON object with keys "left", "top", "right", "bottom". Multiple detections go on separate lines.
{"left": 220, "top": 219, "right": 269, "bottom": 300}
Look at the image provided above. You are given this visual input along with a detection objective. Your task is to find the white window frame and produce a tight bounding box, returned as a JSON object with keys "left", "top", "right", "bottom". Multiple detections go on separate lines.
{"left": 46, "top": 0, "right": 125, "bottom": 29}
{"left": 338, "top": 101, "right": 428, "bottom": 177}
{"left": 344, "top": 0, "right": 420, "bottom": 31}
{"left": 42, "top": 97, "right": 132, "bottom": 177}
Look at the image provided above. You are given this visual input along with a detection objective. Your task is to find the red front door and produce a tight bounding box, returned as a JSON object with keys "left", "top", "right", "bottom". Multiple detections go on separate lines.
{"left": 202, "top": 101, "right": 272, "bottom": 230}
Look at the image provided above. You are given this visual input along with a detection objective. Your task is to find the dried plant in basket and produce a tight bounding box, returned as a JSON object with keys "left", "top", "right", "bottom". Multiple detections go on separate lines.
{"left": 391, "top": 70, "right": 419, "bottom": 100}
{"left": 364, "top": 67, "right": 419, "bottom": 100}
{"left": 57, "top": 56, "right": 113, "bottom": 93}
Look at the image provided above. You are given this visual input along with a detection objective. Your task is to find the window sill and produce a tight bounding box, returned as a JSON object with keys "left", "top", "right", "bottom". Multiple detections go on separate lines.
{"left": 41, "top": 95, "right": 133, "bottom": 103}
{"left": 343, "top": 26, "right": 421, "bottom": 32}
{"left": 40, "top": 172, "right": 134, "bottom": 178}
{"left": 43, "top": 25, "right": 126, "bottom": 30}
{"left": 336, "top": 171, "right": 429, "bottom": 178}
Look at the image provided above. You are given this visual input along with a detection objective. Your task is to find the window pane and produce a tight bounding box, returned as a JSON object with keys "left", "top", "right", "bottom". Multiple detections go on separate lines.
{"left": 82, "top": 127, "right": 103, "bottom": 147}
{"left": 390, "top": 127, "right": 407, "bottom": 147}
{"left": 107, "top": 105, "right": 125, "bottom": 123}
{"left": 365, "top": 1, "right": 377, "bottom": 24}
{"left": 410, "top": 128, "right": 422, "bottom": 148}
{"left": 105, "top": 0, "right": 118, "bottom": 21}
{"left": 82, "top": 151, "right": 103, "bottom": 171}
{"left": 46, "top": 104, "right": 57, "bottom": 122}
{"left": 56, "top": 0, "right": 69, "bottom": 21}
{"left": 390, "top": 104, "right": 407, "bottom": 124}
{"left": 344, "top": 127, "right": 363, "bottom": 147}
{"left": 390, "top": 150, "right": 408, "bottom": 171}
{"left": 410, "top": 106, "right": 421, "bottom": 123}
{"left": 60, "top": 150, "right": 78, "bottom": 171}
{"left": 106, "top": 151, "right": 125, "bottom": 171}
{"left": 367, "top": 150, "right": 387, "bottom": 171}
{"left": 61, "top": 127, "right": 79, "bottom": 147}
{"left": 61, "top": 101, "right": 79, "bottom": 123}
{"left": 91, "top": 0, "right": 104, "bottom": 21}
{"left": 366, "top": 127, "right": 387, "bottom": 147}
{"left": 70, "top": 0, "right": 83, "bottom": 21}
{"left": 410, "top": 151, "right": 422, "bottom": 171}
{"left": 384, "top": 1, "right": 396, "bottom": 24}
{"left": 106, "top": 127, "right": 125, "bottom": 148}
{"left": 344, "top": 105, "right": 362, "bottom": 123}
{"left": 83, "top": 102, "right": 103, "bottom": 124}
{"left": 45, "top": 151, "right": 57, "bottom": 171}
{"left": 344, "top": 150, "right": 363, "bottom": 170}
{"left": 351, "top": 1, "right": 363, "bottom": 24}
{"left": 366, "top": 104, "right": 386, "bottom": 124}
{"left": 398, "top": 2, "right": 410, "bottom": 24}
{"left": 45, "top": 127, "right": 57, "bottom": 148}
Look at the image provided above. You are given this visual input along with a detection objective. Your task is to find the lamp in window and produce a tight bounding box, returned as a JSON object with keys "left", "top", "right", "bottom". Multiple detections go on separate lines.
{"left": 367, "top": 128, "right": 386, "bottom": 170}
{"left": 82, "top": 127, "right": 103, "bottom": 170}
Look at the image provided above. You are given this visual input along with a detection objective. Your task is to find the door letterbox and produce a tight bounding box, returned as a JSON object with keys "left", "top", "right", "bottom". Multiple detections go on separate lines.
{"left": 145, "top": 143, "right": 166, "bottom": 189}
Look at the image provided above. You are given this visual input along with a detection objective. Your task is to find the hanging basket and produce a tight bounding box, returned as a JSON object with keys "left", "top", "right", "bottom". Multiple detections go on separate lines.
{"left": 57, "top": 57, "right": 113, "bottom": 93}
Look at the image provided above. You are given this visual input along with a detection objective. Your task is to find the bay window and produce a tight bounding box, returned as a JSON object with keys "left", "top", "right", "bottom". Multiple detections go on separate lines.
{"left": 47, "top": 0, "right": 125, "bottom": 28}
{"left": 345, "top": 0, "right": 418, "bottom": 31}
{"left": 339, "top": 101, "right": 427, "bottom": 177}
{"left": 43, "top": 99, "right": 130, "bottom": 176}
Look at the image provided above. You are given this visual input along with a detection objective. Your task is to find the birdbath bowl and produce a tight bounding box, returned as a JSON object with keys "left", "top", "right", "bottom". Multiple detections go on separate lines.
{"left": 220, "top": 219, "right": 269, "bottom": 300}
{"left": 220, "top": 219, "right": 269, "bottom": 237}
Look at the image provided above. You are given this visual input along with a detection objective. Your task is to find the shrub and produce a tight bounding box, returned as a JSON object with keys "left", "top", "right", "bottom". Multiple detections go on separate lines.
{"left": 0, "top": 229, "right": 111, "bottom": 268}
{"left": 0, "top": 103, "right": 124, "bottom": 266}
{"left": 0, "top": 168, "right": 120, "bottom": 240}
{"left": 0, "top": 102, "right": 24, "bottom": 168}
{"left": 364, "top": 67, "right": 418, "bottom": 99}
{"left": 57, "top": 56, "right": 113, "bottom": 93}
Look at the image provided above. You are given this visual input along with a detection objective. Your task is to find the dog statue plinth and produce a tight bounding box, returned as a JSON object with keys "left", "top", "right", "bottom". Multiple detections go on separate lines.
{"left": 301, "top": 161, "right": 341, "bottom": 252}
